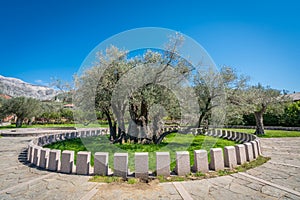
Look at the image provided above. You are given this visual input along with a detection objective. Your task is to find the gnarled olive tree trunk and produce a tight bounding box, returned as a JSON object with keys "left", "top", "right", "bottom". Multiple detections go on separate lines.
{"left": 254, "top": 111, "right": 265, "bottom": 135}
{"left": 16, "top": 117, "right": 23, "bottom": 128}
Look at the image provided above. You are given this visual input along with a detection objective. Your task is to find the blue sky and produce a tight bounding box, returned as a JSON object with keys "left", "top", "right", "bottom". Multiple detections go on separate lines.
{"left": 0, "top": 0, "right": 299, "bottom": 92}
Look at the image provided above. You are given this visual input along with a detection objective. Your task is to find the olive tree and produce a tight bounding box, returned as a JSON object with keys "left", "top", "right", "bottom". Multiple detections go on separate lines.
{"left": 74, "top": 34, "right": 196, "bottom": 144}
{"left": 0, "top": 97, "right": 41, "bottom": 127}
{"left": 228, "top": 83, "right": 287, "bottom": 135}
{"left": 193, "top": 66, "right": 248, "bottom": 131}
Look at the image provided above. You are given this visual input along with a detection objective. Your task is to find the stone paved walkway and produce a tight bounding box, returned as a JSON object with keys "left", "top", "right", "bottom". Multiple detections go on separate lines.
{"left": 0, "top": 136, "right": 299, "bottom": 200}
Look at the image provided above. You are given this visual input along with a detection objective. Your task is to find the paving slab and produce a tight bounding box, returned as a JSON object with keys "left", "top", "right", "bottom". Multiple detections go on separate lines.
{"left": 0, "top": 133, "right": 300, "bottom": 199}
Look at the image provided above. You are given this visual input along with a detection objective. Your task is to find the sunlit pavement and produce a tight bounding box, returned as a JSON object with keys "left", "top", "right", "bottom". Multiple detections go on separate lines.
{"left": 0, "top": 135, "right": 300, "bottom": 200}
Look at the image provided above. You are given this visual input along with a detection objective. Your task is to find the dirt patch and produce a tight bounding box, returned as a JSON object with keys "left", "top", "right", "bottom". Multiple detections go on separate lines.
{"left": 96, "top": 179, "right": 161, "bottom": 191}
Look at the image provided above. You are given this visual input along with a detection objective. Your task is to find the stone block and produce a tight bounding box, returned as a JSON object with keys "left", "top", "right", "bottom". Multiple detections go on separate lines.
{"left": 66, "top": 132, "right": 71, "bottom": 139}
{"left": 175, "top": 151, "right": 190, "bottom": 176}
{"left": 235, "top": 144, "right": 246, "bottom": 165}
{"left": 135, "top": 152, "right": 148, "bottom": 179}
{"left": 255, "top": 139, "right": 262, "bottom": 155}
{"left": 76, "top": 131, "right": 80, "bottom": 138}
{"left": 94, "top": 152, "right": 109, "bottom": 176}
{"left": 240, "top": 132, "right": 246, "bottom": 142}
{"left": 231, "top": 132, "right": 237, "bottom": 141}
{"left": 38, "top": 138, "right": 42, "bottom": 146}
{"left": 114, "top": 153, "right": 128, "bottom": 178}
{"left": 236, "top": 132, "right": 242, "bottom": 141}
{"left": 211, "top": 129, "right": 217, "bottom": 137}
{"left": 216, "top": 129, "right": 222, "bottom": 137}
{"left": 96, "top": 130, "right": 100, "bottom": 136}
{"left": 209, "top": 148, "right": 224, "bottom": 171}
{"left": 221, "top": 130, "right": 227, "bottom": 138}
{"left": 48, "top": 135, "right": 54, "bottom": 144}
{"left": 48, "top": 149, "right": 61, "bottom": 171}
{"left": 245, "top": 134, "right": 251, "bottom": 142}
{"left": 227, "top": 131, "right": 233, "bottom": 140}
{"left": 235, "top": 132, "right": 241, "bottom": 142}
{"left": 59, "top": 134, "right": 64, "bottom": 141}
{"left": 61, "top": 150, "right": 75, "bottom": 174}
{"left": 193, "top": 150, "right": 208, "bottom": 173}
{"left": 33, "top": 146, "right": 41, "bottom": 166}
{"left": 91, "top": 130, "right": 95, "bottom": 136}
{"left": 41, "top": 136, "right": 47, "bottom": 145}
{"left": 224, "top": 146, "right": 237, "bottom": 169}
{"left": 80, "top": 131, "right": 85, "bottom": 137}
{"left": 244, "top": 142, "right": 254, "bottom": 161}
{"left": 85, "top": 130, "right": 90, "bottom": 137}
{"left": 27, "top": 145, "right": 34, "bottom": 162}
{"left": 250, "top": 141, "right": 258, "bottom": 158}
{"left": 156, "top": 152, "right": 170, "bottom": 176}
{"left": 76, "top": 151, "right": 91, "bottom": 175}
{"left": 39, "top": 148, "right": 50, "bottom": 169}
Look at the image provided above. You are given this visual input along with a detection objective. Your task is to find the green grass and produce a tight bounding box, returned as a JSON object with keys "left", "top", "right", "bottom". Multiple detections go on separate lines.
{"left": 44, "top": 133, "right": 237, "bottom": 171}
{"left": 155, "top": 155, "right": 270, "bottom": 183}
{"left": 89, "top": 175, "right": 123, "bottom": 183}
{"left": 236, "top": 156, "right": 271, "bottom": 172}
{"left": 226, "top": 128, "right": 300, "bottom": 138}
{"left": 88, "top": 156, "right": 270, "bottom": 184}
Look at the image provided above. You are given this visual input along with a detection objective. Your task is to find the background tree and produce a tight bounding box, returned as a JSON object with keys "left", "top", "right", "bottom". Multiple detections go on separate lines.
{"left": 193, "top": 66, "right": 248, "bottom": 132}
{"left": 228, "top": 83, "right": 287, "bottom": 135}
{"left": 281, "top": 101, "right": 300, "bottom": 126}
{"left": 0, "top": 97, "right": 41, "bottom": 127}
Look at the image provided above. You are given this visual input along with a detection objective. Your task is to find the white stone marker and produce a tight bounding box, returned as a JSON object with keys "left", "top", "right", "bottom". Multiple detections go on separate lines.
{"left": 76, "top": 151, "right": 91, "bottom": 175}
{"left": 227, "top": 131, "right": 232, "bottom": 140}
{"left": 61, "top": 150, "right": 75, "bottom": 174}
{"left": 156, "top": 152, "right": 170, "bottom": 176}
{"left": 235, "top": 144, "right": 246, "bottom": 165}
{"left": 250, "top": 141, "right": 258, "bottom": 159}
{"left": 209, "top": 148, "right": 224, "bottom": 171}
{"left": 216, "top": 129, "right": 222, "bottom": 137}
{"left": 193, "top": 150, "right": 208, "bottom": 173}
{"left": 231, "top": 132, "right": 236, "bottom": 141}
{"left": 255, "top": 139, "right": 262, "bottom": 155}
{"left": 114, "top": 153, "right": 128, "bottom": 178}
{"left": 48, "top": 149, "right": 61, "bottom": 171}
{"left": 39, "top": 148, "right": 50, "bottom": 169}
{"left": 221, "top": 130, "right": 227, "bottom": 138}
{"left": 239, "top": 133, "right": 245, "bottom": 142}
{"left": 94, "top": 152, "right": 109, "bottom": 176}
{"left": 175, "top": 151, "right": 190, "bottom": 176}
{"left": 244, "top": 142, "right": 254, "bottom": 161}
{"left": 224, "top": 146, "right": 237, "bottom": 169}
{"left": 33, "top": 146, "right": 41, "bottom": 166}
{"left": 135, "top": 152, "right": 148, "bottom": 179}
{"left": 235, "top": 132, "right": 242, "bottom": 142}
{"left": 27, "top": 144, "right": 33, "bottom": 162}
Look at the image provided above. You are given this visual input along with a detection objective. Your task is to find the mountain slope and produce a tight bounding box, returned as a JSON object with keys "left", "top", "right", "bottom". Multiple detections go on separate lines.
{"left": 0, "top": 75, "right": 57, "bottom": 100}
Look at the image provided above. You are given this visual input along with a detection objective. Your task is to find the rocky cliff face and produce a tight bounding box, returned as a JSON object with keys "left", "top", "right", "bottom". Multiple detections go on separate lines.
{"left": 0, "top": 75, "right": 58, "bottom": 100}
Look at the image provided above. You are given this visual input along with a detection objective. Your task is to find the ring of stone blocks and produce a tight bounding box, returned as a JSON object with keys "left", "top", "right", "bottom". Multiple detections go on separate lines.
{"left": 28, "top": 128, "right": 262, "bottom": 176}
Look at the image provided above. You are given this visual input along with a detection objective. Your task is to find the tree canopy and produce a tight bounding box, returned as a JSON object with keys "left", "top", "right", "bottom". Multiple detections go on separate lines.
{"left": 0, "top": 97, "right": 41, "bottom": 127}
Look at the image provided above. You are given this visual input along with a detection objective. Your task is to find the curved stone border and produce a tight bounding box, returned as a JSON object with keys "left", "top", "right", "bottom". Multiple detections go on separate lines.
{"left": 225, "top": 125, "right": 300, "bottom": 131}
{"left": 27, "top": 128, "right": 262, "bottom": 178}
